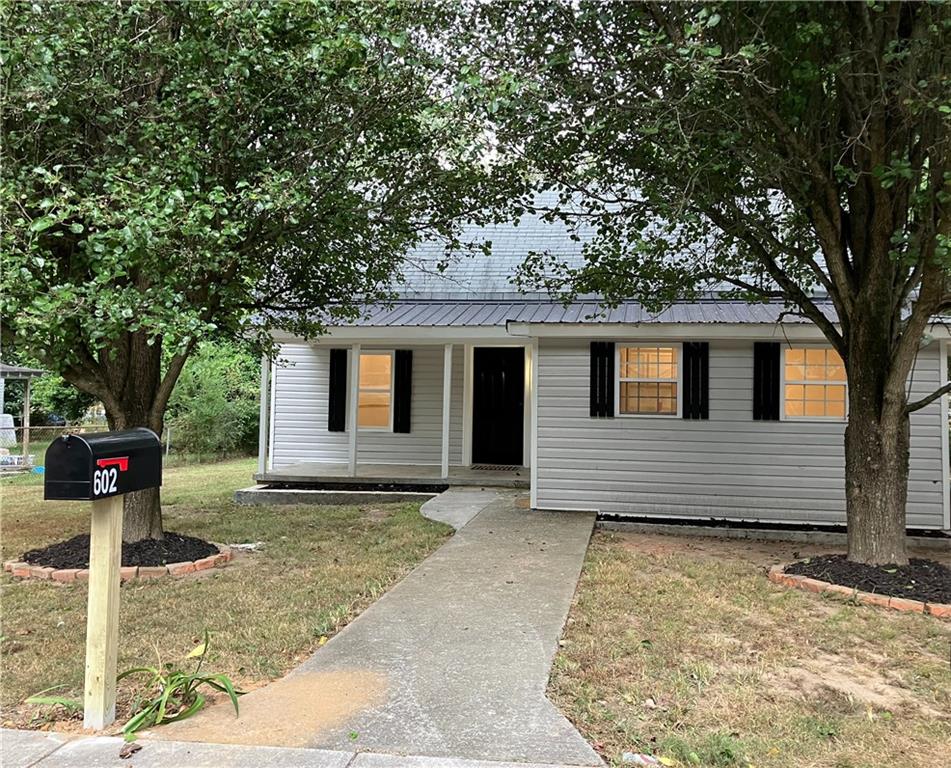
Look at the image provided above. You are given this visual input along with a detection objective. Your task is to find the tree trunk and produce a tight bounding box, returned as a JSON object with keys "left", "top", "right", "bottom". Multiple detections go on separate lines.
{"left": 101, "top": 335, "right": 167, "bottom": 543}
{"left": 844, "top": 372, "right": 910, "bottom": 566}
{"left": 59, "top": 331, "right": 195, "bottom": 543}
{"left": 121, "top": 486, "right": 164, "bottom": 542}
{"left": 106, "top": 400, "right": 165, "bottom": 543}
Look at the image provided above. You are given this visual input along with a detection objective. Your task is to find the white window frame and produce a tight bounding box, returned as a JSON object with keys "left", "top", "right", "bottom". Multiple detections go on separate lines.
{"left": 614, "top": 342, "right": 683, "bottom": 419}
{"left": 357, "top": 350, "right": 395, "bottom": 432}
{"left": 780, "top": 344, "right": 848, "bottom": 422}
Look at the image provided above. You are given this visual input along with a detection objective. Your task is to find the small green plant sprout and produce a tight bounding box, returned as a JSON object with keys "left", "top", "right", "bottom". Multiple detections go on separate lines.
{"left": 118, "top": 631, "right": 242, "bottom": 741}
{"left": 25, "top": 685, "right": 82, "bottom": 715}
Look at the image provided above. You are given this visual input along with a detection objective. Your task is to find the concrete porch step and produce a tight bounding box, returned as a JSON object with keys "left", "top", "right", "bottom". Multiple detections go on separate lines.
{"left": 235, "top": 485, "right": 438, "bottom": 506}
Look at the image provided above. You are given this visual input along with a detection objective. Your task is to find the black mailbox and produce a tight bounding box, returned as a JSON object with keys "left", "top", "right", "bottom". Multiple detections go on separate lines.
{"left": 44, "top": 428, "right": 162, "bottom": 501}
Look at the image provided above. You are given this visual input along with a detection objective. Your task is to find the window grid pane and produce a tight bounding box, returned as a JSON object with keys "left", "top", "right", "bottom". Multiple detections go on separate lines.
{"left": 359, "top": 354, "right": 391, "bottom": 390}
{"left": 358, "top": 392, "right": 391, "bottom": 428}
{"left": 618, "top": 347, "right": 679, "bottom": 382}
{"left": 783, "top": 346, "right": 847, "bottom": 419}
{"left": 617, "top": 346, "right": 679, "bottom": 415}
{"left": 619, "top": 382, "right": 678, "bottom": 415}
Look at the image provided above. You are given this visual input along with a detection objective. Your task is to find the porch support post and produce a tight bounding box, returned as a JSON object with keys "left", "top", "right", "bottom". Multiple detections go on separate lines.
{"left": 461, "top": 344, "right": 473, "bottom": 466}
{"left": 348, "top": 344, "right": 361, "bottom": 476}
{"left": 941, "top": 340, "right": 950, "bottom": 529}
{"left": 257, "top": 353, "right": 270, "bottom": 476}
{"left": 441, "top": 343, "right": 452, "bottom": 478}
{"left": 529, "top": 337, "right": 539, "bottom": 509}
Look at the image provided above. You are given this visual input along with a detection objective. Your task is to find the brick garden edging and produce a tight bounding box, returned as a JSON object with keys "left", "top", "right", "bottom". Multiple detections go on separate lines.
{"left": 3, "top": 545, "right": 233, "bottom": 583}
{"left": 768, "top": 564, "right": 951, "bottom": 619}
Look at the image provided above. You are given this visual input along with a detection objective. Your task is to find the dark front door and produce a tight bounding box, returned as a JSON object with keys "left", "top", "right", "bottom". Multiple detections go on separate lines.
{"left": 472, "top": 347, "right": 524, "bottom": 466}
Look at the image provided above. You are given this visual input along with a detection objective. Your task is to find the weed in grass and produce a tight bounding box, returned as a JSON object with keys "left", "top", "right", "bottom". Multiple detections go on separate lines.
{"left": 24, "top": 685, "right": 82, "bottom": 714}
{"left": 24, "top": 685, "right": 83, "bottom": 727}
{"left": 657, "top": 732, "right": 748, "bottom": 767}
{"left": 118, "top": 631, "right": 242, "bottom": 740}
{"left": 311, "top": 603, "right": 355, "bottom": 638}
{"left": 795, "top": 714, "right": 840, "bottom": 741}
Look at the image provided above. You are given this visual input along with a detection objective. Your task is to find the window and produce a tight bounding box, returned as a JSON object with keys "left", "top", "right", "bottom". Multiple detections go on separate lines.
{"left": 616, "top": 345, "right": 680, "bottom": 416}
{"left": 358, "top": 352, "right": 393, "bottom": 429}
{"left": 783, "top": 347, "right": 846, "bottom": 419}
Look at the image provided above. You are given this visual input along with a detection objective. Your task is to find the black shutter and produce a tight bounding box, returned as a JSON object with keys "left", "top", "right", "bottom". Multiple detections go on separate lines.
{"left": 682, "top": 342, "right": 709, "bottom": 420}
{"left": 327, "top": 348, "right": 347, "bottom": 432}
{"left": 753, "top": 342, "right": 781, "bottom": 421}
{"left": 590, "top": 341, "right": 615, "bottom": 417}
{"left": 393, "top": 349, "right": 413, "bottom": 433}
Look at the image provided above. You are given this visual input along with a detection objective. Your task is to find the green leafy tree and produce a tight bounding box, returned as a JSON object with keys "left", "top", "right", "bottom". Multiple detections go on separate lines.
{"left": 0, "top": 355, "right": 95, "bottom": 424}
{"left": 166, "top": 342, "right": 260, "bottom": 458}
{"left": 2, "top": 1, "right": 503, "bottom": 540}
{"left": 464, "top": 1, "right": 950, "bottom": 563}
{"left": 29, "top": 374, "right": 97, "bottom": 424}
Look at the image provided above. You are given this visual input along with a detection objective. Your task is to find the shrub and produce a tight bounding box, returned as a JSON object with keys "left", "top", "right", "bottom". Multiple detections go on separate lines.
{"left": 166, "top": 342, "right": 259, "bottom": 457}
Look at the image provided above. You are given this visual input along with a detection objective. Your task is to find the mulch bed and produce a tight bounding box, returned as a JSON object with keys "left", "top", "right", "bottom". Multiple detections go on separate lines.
{"left": 785, "top": 554, "right": 951, "bottom": 604}
{"left": 21, "top": 532, "right": 219, "bottom": 569}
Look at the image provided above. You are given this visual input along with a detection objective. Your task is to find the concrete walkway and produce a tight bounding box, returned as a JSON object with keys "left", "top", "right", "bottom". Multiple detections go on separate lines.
{"left": 159, "top": 490, "right": 600, "bottom": 766}
{"left": 2, "top": 729, "right": 591, "bottom": 768}
{"left": 419, "top": 487, "right": 502, "bottom": 529}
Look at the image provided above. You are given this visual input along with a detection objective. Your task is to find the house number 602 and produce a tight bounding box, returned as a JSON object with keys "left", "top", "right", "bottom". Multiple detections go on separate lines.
{"left": 93, "top": 467, "right": 118, "bottom": 496}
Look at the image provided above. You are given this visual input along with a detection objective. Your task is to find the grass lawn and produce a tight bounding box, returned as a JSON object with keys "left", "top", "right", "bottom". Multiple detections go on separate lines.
{"left": 551, "top": 531, "right": 951, "bottom": 768}
{"left": 1, "top": 458, "right": 452, "bottom": 731}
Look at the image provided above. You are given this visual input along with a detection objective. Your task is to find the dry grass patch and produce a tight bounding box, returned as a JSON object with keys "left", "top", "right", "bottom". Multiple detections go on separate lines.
{"left": 550, "top": 531, "right": 951, "bottom": 768}
{"left": 1, "top": 458, "right": 452, "bottom": 731}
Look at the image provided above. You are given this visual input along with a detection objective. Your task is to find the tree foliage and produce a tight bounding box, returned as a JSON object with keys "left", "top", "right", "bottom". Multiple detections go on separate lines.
{"left": 457, "top": 1, "right": 951, "bottom": 563}
{"left": 28, "top": 373, "right": 97, "bottom": 424}
{"left": 3, "top": 0, "right": 502, "bottom": 401}
{"left": 1, "top": 0, "right": 508, "bottom": 538}
{"left": 0, "top": 354, "right": 95, "bottom": 424}
{"left": 166, "top": 342, "right": 259, "bottom": 458}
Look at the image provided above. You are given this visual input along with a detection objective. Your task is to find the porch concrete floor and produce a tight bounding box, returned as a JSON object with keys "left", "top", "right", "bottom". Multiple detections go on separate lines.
{"left": 256, "top": 462, "right": 529, "bottom": 489}
{"left": 159, "top": 491, "right": 600, "bottom": 766}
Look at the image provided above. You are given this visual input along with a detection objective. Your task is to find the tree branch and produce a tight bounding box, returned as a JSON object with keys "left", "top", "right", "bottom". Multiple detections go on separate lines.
{"left": 704, "top": 205, "right": 846, "bottom": 355}
{"left": 905, "top": 381, "right": 951, "bottom": 413}
{"left": 149, "top": 340, "right": 197, "bottom": 428}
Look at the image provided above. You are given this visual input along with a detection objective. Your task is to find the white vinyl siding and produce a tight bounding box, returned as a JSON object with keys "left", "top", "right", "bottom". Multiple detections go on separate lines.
{"left": 534, "top": 338, "right": 947, "bottom": 529}
{"left": 270, "top": 343, "right": 464, "bottom": 468}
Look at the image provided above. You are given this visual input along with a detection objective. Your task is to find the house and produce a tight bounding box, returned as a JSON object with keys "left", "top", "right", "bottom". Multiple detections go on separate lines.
{"left": 255, "top": 210, "right": 951, "bottom": 531}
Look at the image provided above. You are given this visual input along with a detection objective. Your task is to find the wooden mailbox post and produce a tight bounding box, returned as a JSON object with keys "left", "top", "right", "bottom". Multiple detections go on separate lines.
{"left": 44, "top": 428, "right": 162, "bottom": 730}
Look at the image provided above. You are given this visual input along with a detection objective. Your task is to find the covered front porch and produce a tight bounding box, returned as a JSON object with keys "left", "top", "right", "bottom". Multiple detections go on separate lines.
{"left": 256, "top": 331, "right": 538, "bottom": 500}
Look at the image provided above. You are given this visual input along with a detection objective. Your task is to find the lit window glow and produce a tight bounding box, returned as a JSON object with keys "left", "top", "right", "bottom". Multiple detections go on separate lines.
{"left": 617, "top": 346, "right": 679, "bottom": 415}
{"left": 783, "top": 347, "right": 846, "bottom": 419}
{"left": 358, "top": 353, "right": 392, "bottom": 428}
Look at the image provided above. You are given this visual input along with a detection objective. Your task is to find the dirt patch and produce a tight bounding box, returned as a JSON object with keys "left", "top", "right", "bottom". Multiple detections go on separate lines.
{"left": 772, "top": 652, "right": 948, "bottom": 719}
{"left": 157, "top": 668, "right": 387, "bottom": 747}
{"left": 785, "top": 554, "right": 951, "bottom": 604}
{"left": 361, "top": 505, "right": 396, "bottom": 521}
{"left": 612, "top": 531, "right": 830, "bottom": 565}
{"left": 21, "top": 531, "right": 219, "bottom": 569}
{"left": 613, "top": 530, "right": 950, "bottom": 569}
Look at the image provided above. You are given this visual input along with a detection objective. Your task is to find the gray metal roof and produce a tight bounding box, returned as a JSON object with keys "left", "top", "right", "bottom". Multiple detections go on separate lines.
{"left": 385, "top": 192, "right": 810, "bottom": 325}
{"left": 0, "top": 363, "right": 46, "bottom": 379}
{"left": 337, "top": 299, "right": 835, "bottom": 327}
{"left": 336, "top": 191, "right": 834, "bottom": 328}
